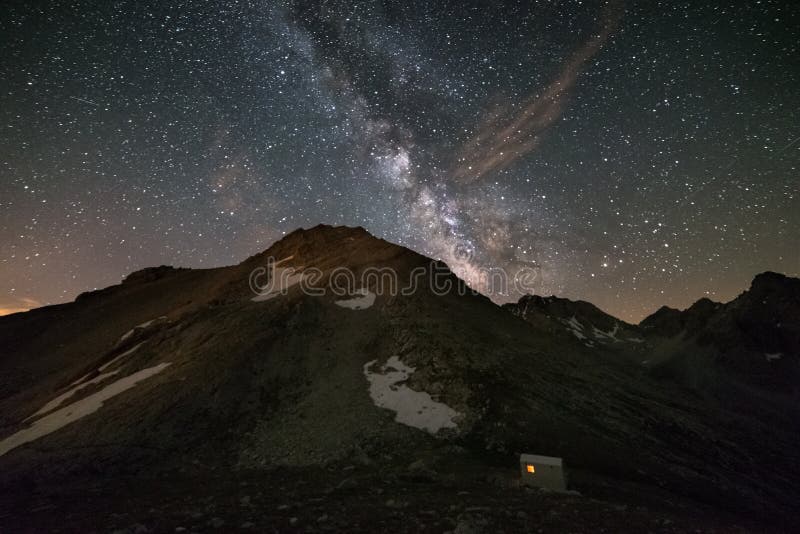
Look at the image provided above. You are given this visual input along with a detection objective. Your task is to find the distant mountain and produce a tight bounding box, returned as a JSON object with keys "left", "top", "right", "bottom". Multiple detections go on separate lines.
{"left": 502, "top": 294, "right": 647, "bottom": 354}
{"left": 638, "top": 272, "right": 800, "bottom": 393}
{"left": 640, "top": 298, "right": 722, "bottom": 338}
{"left": 0, "top": 225, "right": 797, "bottom": 531}
{"left": 505, "top": 272, "right": 799, "bottom": 395}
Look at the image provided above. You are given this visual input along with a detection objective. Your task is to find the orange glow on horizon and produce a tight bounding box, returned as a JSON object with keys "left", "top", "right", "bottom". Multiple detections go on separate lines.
{"left": 0, "top": 297, "right": 40, "bottom": 316}
{"left": 0, "top": 307, "right": 30, "bottom": 316}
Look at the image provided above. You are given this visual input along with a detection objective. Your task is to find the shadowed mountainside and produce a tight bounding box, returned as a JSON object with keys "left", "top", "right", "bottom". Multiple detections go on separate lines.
{"left": 0, "top": 225, "right": 797, "bottom": 532}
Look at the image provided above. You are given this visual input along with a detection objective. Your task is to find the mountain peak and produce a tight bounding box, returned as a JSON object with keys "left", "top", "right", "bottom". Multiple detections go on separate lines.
{"left": 242, "top": 224, "right": 407, "bottom": 269}
{"left": 686, "top": 297, "right": 721, "bottom": 314}
{"left": 283, "top": 223, "right": 372, "bottom": 240}
{"left": 267, "top": 224, "right": 381, "bottom": 251}
{"left": 749, "top": 271, "right": 799, "bottom": 295}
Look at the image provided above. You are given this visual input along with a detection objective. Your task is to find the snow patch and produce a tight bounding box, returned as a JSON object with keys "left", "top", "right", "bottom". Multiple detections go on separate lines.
{"left": 33, "top": 343, "right": 149, "bottom": 422}
{"left": 117, "top": 317, "right": 166, "bottom": 344}
{"left": 67, "top": 342, "right": 145, "bottom": 388}
{"left": 99, "top": 342, "right": 144, "bottom": 372}
{"left": 335, "top": 288, "right": 376, "bottom": 310}
{"left": 565, "top": 316, "right": 583, "bottom": 330}
{"left": 765, "top": 352, "right": 782, "bottom": 362}
{"left": 26, "top": 370, "right": 120, "bottom": 421}
{"left": 561, "top": 317, "right": 642, "bottom": 345}
{"left": 1, "top": 363, "right": 171, "bottom": 458}
{"left": 118, "top": 328, "right": 136, "bottom": 344}
{"left": 562, "top": 316, "right": 587, "bottom": 340}
{"left": 363, "top": 356, "right": 460, "bottom": 434}
{"left": 592, "top": 323, "right": 621, "bottom": 342}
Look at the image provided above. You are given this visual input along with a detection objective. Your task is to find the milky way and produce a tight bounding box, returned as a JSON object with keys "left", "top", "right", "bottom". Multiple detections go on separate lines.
{"left": 1, "top": 1, "right": 798, "bottom": 322}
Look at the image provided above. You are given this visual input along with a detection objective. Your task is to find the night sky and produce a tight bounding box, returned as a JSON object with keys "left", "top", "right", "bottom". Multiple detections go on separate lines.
{"left": 1, "top": 0, "right": 798, "bottom": 322}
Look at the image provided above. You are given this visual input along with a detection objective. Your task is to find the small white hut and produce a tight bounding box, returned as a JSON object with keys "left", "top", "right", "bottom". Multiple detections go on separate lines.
{"left": 519, "top": 453, "right": 566, "bottom": 491}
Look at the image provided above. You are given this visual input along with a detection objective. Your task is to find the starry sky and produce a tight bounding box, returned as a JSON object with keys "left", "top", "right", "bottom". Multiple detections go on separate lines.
{"left": 1, "top": 0, "right": 798, "bottom": 322}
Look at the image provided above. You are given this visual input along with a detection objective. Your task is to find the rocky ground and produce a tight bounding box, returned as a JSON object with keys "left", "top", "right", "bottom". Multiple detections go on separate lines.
{"left": 0, "top": 462, "right": 755, "bottom": 533}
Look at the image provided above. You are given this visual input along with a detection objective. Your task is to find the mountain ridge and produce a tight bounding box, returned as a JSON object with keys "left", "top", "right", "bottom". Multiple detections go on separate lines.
{"left": 0, "top": 225, "right": 798, "bottom": 531}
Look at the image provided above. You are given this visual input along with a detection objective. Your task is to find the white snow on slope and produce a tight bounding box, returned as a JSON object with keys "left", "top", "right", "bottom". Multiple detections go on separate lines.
{"left": 98, "top": 342, "right": 144, "bottom": 372}
{"left": 565, "top": 316, "right": 582, "bottom": 330}
{"left": 363, "top": 356, "right": 460, "bottom": 434}
{"left": 561, "top": 317, "right": 644, "bottom": 345}
{"left": 25, "top": 370, "right": 120, "bottom": 422}
{"left": 67, "top": 342, "right": 145, "bottom": 388}
{"left": 0, "top": 363, "right": 171, "bottom": 458}
{"left": 562, "top": 316, "right": 586, "bottom": 340}
{"left": 68, "top": 370, "right": 96, "bottom": 388}
{"left": 335, "top": 288, "right": 376, "bottom": 310}
{"left": 117, "top": 317, "right": 166, "bottom": 344}
{"left": 119, "top": 328, "right": 136, "bottom": 344}
{"left": 593, "top": 323, "right": 620, "bottom": 342}
{"left": 33, "top": 344, "right": 147, "bottom": 421}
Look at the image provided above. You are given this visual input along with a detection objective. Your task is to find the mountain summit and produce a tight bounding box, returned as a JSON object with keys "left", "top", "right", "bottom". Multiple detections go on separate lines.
{"left": 0, "top": 226, "right": 797, "bottom": 531}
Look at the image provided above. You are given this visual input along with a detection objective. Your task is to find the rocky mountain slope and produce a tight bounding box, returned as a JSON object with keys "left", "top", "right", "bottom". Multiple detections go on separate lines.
{"left": 641, "top": 272, "right": 800, "bottom": 393}
{"left": 505, "top": 273, "right": 799, "bottom": 396}
{"left": 502, "top": 294, "right": 648, "bottom": 360}
{"left": 0, "top": 225, "right": 797, "bottom": 532}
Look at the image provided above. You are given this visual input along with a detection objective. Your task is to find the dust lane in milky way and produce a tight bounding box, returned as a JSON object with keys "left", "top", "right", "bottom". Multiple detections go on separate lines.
{"left": 0, "top": 1, "right": 798, "bottom": 323}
